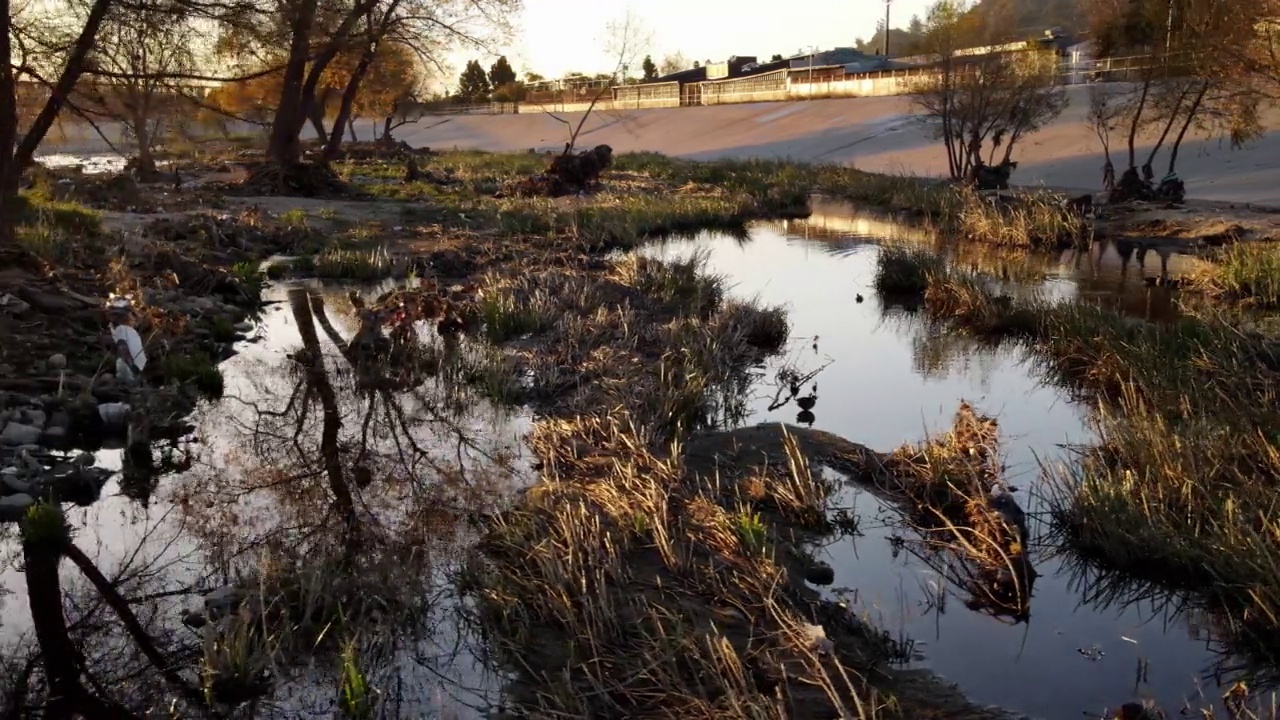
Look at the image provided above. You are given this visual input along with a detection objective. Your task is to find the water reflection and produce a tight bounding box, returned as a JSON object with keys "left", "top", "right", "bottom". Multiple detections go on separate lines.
{"left": 0, "top": 281, "right": 531, "bottom": 717}
{"left": 641, "top": 213, "right": 1266, "bottom": 719}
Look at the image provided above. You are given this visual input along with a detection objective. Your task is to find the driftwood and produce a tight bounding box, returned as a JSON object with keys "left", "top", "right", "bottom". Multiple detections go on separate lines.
{"left": 507, "top": 144, "right": 614, "bottom": 198}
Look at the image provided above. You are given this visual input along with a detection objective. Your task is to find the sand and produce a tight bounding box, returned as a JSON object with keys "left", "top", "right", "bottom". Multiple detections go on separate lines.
{"left": 393, "top": 86, "right": 1280, "bottom": 206}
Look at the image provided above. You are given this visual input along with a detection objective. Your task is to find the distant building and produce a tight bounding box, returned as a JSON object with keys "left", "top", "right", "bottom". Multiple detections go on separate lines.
{"left": 789, "top": 47, "right": 870, "bottom": 69}
{"left": 705, "top": 56, "right": 757, "bottom": 80}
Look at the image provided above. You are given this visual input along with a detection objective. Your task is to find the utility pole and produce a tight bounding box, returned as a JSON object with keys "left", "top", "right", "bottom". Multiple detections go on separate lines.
{"left": 884, "top": 0, "right": 892, "bottom": 56}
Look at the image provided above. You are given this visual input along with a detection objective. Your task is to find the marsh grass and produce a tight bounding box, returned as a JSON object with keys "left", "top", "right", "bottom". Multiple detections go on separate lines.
{"left": 160, "top": 350, "right": 225, "bottom": 398}
{"left": 873, "top": 247, "right": 945, "bottom": 297}
{"left": 1193, "top": 242, "right": 1280, "bottom": 308}
{"left": 296, "top": 246, "right": 394, "bottom": 281}
{"left": 338, "top": 151, "right": 1083, "bottom": 250}
{"left": 465, "top": 415, "right": 906, "bottom": 718}
{"left": 948, "top": 187, "right": 1085, "bottom": 250}
{"left": 876, "top": 247, "right": 1280, "bottom": 651}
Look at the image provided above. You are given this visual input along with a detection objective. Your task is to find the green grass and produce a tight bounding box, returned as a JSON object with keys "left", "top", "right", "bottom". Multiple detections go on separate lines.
{"left": 14, "top": 193, "right": 102, "bottom": 236}
{"left": 275, "top": 246, "right": 394, "bottom": 281}
{"left": 160, "top": 351, "right": 225, "bottom": 399}
{"left": 478, "top": 292, "right": 555, "bottom": 343}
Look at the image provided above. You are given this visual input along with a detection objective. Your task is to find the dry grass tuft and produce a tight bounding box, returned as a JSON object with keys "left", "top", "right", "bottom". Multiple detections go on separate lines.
{"left": 880, "top": 403, "right": 1035, "bottom": 622}
{"left": 467, "top": 413, "right": 932, "bottom": 718}
{"left": 872, "top": 246, "right": 1280, "bottom": 657}
{"left": 1192, "top": 241, "right": 1280, "bottom": 308}
{"left": 948, "top": 187, "right": 1085, "bottom": 250}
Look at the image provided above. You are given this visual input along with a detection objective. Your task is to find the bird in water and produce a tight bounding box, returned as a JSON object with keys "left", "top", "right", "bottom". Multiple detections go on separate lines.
{"left": 988, "top": 483, "right": 1029, "bottom": 546}
{"left": 855, "top": 293, "right": 864, "bottom": 303}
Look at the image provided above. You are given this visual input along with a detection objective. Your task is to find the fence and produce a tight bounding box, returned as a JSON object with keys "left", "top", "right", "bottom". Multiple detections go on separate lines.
{"left": 421, "top": 50, "right": 1183, "bottom": 118}
{"left": 697, "top": 69, "right": 789, "bottom": 105}
{"left": 612, "top": 82, "right": 681, "bottom": 109}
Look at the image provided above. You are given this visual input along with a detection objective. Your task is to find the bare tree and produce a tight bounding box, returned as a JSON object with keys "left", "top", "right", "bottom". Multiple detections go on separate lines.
{"left": 658, "top": 51, "right": 689, "bottom": 77}
{"left": 909, "top": 0, "right": 1067, "bottom": 184}
{"left": 75, "top": 5, "right": 196, "bottom": 177}
{"left": 1086, "top": 83, "right": 1126, "bottom": 191}
{"left": 537, "top": 9, "right": 651, "bottom": 155}
{"left": 1085, "top": 0, "right": 1265, "bottom": 197}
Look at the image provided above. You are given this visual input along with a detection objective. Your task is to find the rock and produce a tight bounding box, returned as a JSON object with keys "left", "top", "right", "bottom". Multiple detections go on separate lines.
{"left": 0, "top": 422, "right": 43, "bottom": 446}
{"left": 41, "top": 427, "right": 66, "bottom": 443}
{"left": 0, "top": 494, "right": 35, "bottom": 522}
{"left": 204, "top": 586, "right": 242, "bottom": 619}
{"left": 233, "top": 321, "right": 253, "bottom": 333}
{"left": 48, "top": 411, "right": 69, "bottom": 431}
{"left": 48, "top": 354, "right": 67, "bottom": 371}
{"left": 0, "top": 293, "right": 30, "bottom": 315}
{"left": 22, "top": 410, "right": 46, "bottom": 428}
{"left": 74, "top": 453, "right": 95, "bottom": 468}
{"left": 182, "top": 610, "right": 209, "bottom": 629}
{"left": 1, "top": 473, "right": 32, "bottom": 496}
{"left": 98, "top": 402, "right": 131, "bottom": 428}
{"left": 804, "top": 562, "right": 836, "bottom": 586}
{"left": 10, "top": 395, "right": 41, "bottom": 409}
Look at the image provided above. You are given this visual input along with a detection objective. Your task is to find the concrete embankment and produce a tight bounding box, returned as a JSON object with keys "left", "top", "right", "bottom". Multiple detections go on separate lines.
{"left": 397, "top": 88, "right": 1280, "bottom": 205}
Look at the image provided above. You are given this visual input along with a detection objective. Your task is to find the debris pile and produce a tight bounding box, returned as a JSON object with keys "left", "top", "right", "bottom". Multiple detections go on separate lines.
{"left": 507, "top": 144, "right": 614, "bottom": 198}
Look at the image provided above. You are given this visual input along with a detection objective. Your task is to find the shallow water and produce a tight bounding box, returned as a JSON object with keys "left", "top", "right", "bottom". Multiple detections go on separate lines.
{"left": 0, "top": 280, "right": 532, "bottom": 716}
{"left": 643, "top": 206, "right": 1248, "bottom": 719}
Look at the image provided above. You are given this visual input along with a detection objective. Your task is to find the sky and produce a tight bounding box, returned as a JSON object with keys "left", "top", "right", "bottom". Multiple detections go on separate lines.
{"left": 440, "top": 0, "right": 936, "bottom": 90}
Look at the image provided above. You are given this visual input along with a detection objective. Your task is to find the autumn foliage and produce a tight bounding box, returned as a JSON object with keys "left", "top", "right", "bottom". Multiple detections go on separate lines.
{"left": 205, "top": 40, "right": 421, "bottom": 132}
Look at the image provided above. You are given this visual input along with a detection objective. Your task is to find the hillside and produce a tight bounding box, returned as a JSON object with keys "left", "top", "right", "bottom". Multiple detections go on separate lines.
{"left": 972, "top": 0, "right": 1085, "bottom": 34}
{"left": 863, "top": 0, "right": 1085, "bottom": 55}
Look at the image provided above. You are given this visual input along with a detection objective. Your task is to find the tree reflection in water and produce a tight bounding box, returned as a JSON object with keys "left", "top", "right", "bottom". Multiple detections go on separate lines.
{"left": 0, "top": 283, "right": 530, "bottom": 718}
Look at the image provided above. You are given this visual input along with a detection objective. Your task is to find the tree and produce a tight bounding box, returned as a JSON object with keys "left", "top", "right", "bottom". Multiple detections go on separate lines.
{"left": 909, "top": 0, "right": 1068, "bottom": 181}
{"left": 525, "top": 71, "right": 544, "bottom": 82}
{"left": 770, "top": 53, "right": 784, "bottom": 62}
{"left": 540, "top": 9, "right": 650, "bottom": 154}
{"left": 1084, "top": 0, "right": 1264, "bottom": 190}
{"left": 909, "top": 14, "right": 925, "bottom": 35}
{"left": 1, "top": 0, "right": 117, "bottom": 246}
{"left": 457, "top": 59, "right": 490, "bottom": 100}
{"left": 659, "top": 52, "right": 688, "bottom": 75}
{"left": 489, "top": 55, "right": 517, "bottom": 87}
{"left": 74, "top": 5, "right": 197, "bottom": 176}
{"left": 205, "top": 0, "right": 517, "bottom": 175}
{"left": 641, "top": 54, "right": 658, "bottom": 80}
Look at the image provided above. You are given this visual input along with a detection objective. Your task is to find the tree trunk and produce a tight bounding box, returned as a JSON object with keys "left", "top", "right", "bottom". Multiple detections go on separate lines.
{"left": 271, "top": 0, "right": 380, "bottom": 165}
{"left": 24, "top": 537, "right": 140, "bottom": 719}
{"left": 1142, "top": 86, "right": 1189, "bottom": 179}
{"left": 1126, "top": 78, "right": 1151, "bottom": 170}
{"left": 14, "top": 0, "right": 114, "bottom": 172}
{"left": 1167, "top": 81, "right": 1209, "bottom": 175}
{"left": 323, "top": 42, "right": 376, "bottom": 162}
{"left": 382, "top": 114, "right": 394, "bottom": 143}
{"left": 64, "top": 543, "right": 207, "bottom": 706}
{"left": 288, "top": 289, "right": 357, "bottom": 523}
{"left": 267, "top": 0, "right": 319, "bottom": 166}
{"left": 308, "top": 90, "right": 329, "bottom": 142}
{"left": 131, "top": 114, "right": 157, "bottom": 177}
{"left": 348, "top": 117, "right": 357, "bottom": 142}
{"left": 0, "top": 0, "right": 18, "bottom": 246}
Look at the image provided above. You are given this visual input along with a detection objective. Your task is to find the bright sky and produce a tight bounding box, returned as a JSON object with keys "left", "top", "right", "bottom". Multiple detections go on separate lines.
{"left": 441, "top": 0, "right": 936, "bottom": 89}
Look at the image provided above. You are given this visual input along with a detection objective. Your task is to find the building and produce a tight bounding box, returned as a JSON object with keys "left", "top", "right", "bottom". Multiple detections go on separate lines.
{"left": 789, "top": 48, "right": 871, "bottom": 69}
